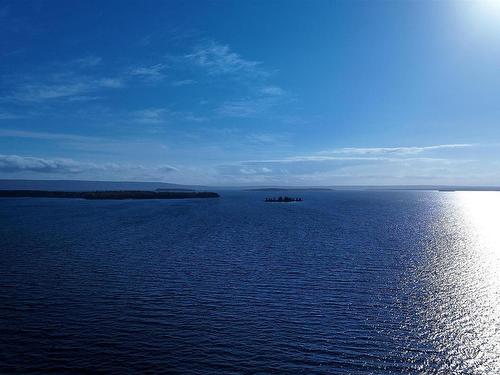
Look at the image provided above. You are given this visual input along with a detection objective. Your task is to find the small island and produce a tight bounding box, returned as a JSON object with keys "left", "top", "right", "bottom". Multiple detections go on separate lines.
{"left": 265, "top": 196, "right": 302, "bottom": 203}
{"left": 0, "top": 190, "right": 220, "bottom": 200}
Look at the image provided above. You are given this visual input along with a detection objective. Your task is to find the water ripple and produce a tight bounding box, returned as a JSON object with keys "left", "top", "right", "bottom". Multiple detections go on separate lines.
{"left": 1, "top": 191, "right": 499, "bottom": 373}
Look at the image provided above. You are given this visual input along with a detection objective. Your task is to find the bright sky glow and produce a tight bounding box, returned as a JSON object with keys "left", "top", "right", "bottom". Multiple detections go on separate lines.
{"left": 1, "top": 0, "right": 500, "bottom": 186}
{"left": 458, "top": 0, "right": 500, "bottom": 41}
{"left": 472, "top": 0, "right": 500, "bottom": 22}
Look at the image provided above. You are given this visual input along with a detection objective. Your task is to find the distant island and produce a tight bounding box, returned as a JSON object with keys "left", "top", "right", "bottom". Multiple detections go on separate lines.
{"left": 0, "top": 190, "right": 220, "bottom": 200}
{"left": 265, "top": 196, "right": 302, "bottom": 203}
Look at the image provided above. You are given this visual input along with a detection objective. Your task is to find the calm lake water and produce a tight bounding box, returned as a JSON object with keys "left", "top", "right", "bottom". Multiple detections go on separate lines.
{"left": 1, "top": 191, "right": 499, "bottom": 374}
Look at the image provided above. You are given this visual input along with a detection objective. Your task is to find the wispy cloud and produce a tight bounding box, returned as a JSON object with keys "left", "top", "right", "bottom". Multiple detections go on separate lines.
{"left": 171, "top": 79, "right": 196, "bottom": 87}
{"left": 213, "top": 143, "right": 479, "bottom": 184}
{"left": 184, "top": 41, "right": 263, "bottom": 76}
{"left": 12, "top": 83, "right": 88, "bottom": 102}
{"left": 0, "top": 54, "right": 126, "bottom": 104}
{"left": 239, "top": 143, "right": 476, "bottom": 164}
{"left": 131, "top": 107, "right": 208, "bottom": 125}
{"left": 319, "top": 144, "right": 474, "bottom": 156}
{"left": 245, "top": 132, "right": 291, "bottom": 146}
{"left": 260, "top": 85, "right": 286, "bottom": 96}
{"left": 70, "top": 56, "right": 102, "bottom": 68}
{"left": 132, "top": 108, "right": 169, "bottom": 124}
{"left": 179, "top": 112, "right": 208, "bottom": 123}
{"left": 6, "top": 77, "right": 125, "bottom": 103}
{"left": 216, "top": 84, "right": 290, "bottom": 118}
{"left": 129, "top": 63, "right": 167, "bottom": 82}
{"left": 249, "top": 156, "right": 392, "bottom": 163}
{"left": 98, "top": 78, "right": 124, "bottom": 88}
{"left": 215, "top": 156, "right": 477, "bottom": 186}
{"left": 0, "top": 128, "right": 101, "bottom": 142}
{"left": 216, "top": 92, "right": 290, "bottom": 118}
{"left": 177, "top": 40, "right": 291, "bottom": 119}
{"left": 216, "top": 97, "right": 276, "bottom": 118}
{"left": 1, "top": 41, "right": 290, "bottom": 126}
{"left": 0, "top": 128, "right": 174, "bottom": 162}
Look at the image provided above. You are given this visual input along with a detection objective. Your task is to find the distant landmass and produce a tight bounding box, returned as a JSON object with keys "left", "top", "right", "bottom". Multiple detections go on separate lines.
{"left": 2, "top": 180, "right": 500, "bottom": 193}
{"left": 0, "top": 179, "right": 204, "bottom": 192}
{"left": 0, "top": 190, "right": 219, "bottom": 200}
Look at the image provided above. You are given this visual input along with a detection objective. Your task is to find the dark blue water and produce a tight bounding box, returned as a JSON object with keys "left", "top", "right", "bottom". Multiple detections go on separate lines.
{"left": 1, "top": 191, "right": 499, "bottom": 373}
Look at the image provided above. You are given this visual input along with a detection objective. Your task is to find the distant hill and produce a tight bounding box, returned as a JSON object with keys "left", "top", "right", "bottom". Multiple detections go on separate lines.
{"left": 0, "top": 179, "right": 203, "bottom": 192}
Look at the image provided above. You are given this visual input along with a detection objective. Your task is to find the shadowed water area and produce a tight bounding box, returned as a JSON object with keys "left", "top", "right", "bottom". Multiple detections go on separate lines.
{"left": 1, "top": 191, "right": 499, "bottom": 374}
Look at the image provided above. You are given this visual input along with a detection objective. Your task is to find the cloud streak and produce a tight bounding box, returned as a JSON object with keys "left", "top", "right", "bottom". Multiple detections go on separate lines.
{"left": 129, "top": 63, "right": 167, "bottom": 82}
{"left": 319, "top": 144, "right": 474, "bottom": 156}
{"left": 132, "top": 108, "right": 169, "bottom": 124}
{"left": 6, "top": 77, "right": 125, "bottom": 103}
{"left": 131, "top": 108, "right": 208, "bottom": 125}
{"left": 0, "top": 129, "right": 101, "bottom": 142}
{"left": 184, "top": 41, "right": 263, "bottom": 76}
{"left": 68, "top": 56, "right": 103, "bottom": 68}
{"left": 215, "top": 157, "right": 477, "bottom": 185}
{"left": 171, "top": 79, "right": 196, "bottom": 87}
{"left": 1, "top": 55, "right": 127, "bottom": 104}
{"left": 213, "top": 143, "right": 479, "bottom": 184}
{"left": 216, "top": 86, "right": 289, "bottom": 118}
{"left": 0, "top": 154, "right": 177, "bottom": 177}
{"left": 216, "top": 97, "right": 277, "bottom": 118}
{"left": 233, "top": 143, "right": 475, "bottom": 165}
{"left": 179, "top": 41, "right": 290, "bottom": 119}
{"left": 260, "top": 86, "right": 286, "bottom": 96}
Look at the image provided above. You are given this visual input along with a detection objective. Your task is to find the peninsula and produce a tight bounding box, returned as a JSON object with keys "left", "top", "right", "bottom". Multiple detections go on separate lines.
{"left": 0, "top": 190, "right": 220, "bottom": 200}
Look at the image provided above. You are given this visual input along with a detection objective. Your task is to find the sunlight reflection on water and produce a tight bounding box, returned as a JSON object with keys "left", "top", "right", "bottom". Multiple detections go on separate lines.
{"left": 418, "top": 192, "right": 500, "bottom": 373}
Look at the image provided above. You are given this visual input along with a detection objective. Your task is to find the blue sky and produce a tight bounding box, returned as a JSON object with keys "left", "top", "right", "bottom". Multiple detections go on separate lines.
{"left": 1, "top": 0, "right": 500, "bottom": 185}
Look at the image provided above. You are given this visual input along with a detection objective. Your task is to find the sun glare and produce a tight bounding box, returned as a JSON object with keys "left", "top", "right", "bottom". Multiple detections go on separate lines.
{"left": 461, "top": 0, "right": 500, "bottom": 37}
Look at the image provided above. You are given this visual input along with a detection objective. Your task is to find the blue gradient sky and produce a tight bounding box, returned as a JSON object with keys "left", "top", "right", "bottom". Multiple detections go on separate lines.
{"left": 1, "top": 0, "right": 500, "bottom": 185}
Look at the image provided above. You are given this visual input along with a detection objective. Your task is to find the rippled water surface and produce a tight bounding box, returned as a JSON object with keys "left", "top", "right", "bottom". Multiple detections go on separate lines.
{"left": 1, "top": 191, "right": 499, "bottom": 374}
